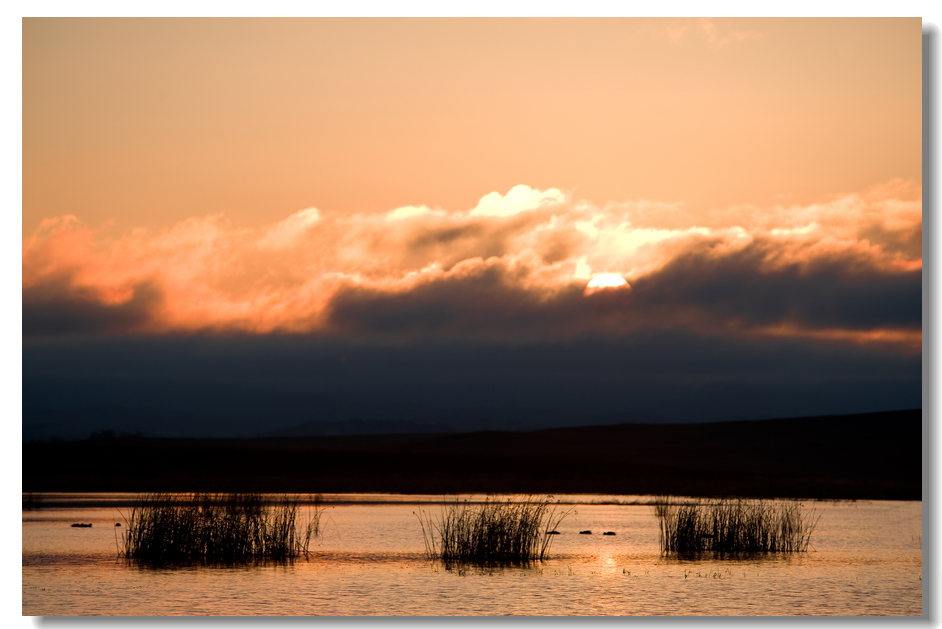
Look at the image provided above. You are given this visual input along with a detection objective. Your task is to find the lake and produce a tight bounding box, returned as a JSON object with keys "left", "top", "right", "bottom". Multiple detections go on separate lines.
{"left": 22, "top": 493, "right": 922, "bottom": 616}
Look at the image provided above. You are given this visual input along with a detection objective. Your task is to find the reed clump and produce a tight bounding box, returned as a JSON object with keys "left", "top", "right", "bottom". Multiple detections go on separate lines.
{"left": 121, "top": 493, "right": 322, "bottom": 566}
{"left": 416, "top": 495, "right": 572, "bottom": 566}
{"left": 654, "top": 498, "right": 819, "bottom": 555}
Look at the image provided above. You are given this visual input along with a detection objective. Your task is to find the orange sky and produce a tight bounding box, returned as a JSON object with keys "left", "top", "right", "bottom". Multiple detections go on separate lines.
{"left": 23, "top": 18, "right": 921, "bottom": 235}
{"left": 22, "top": 18, "right": 922, "bottom": 352}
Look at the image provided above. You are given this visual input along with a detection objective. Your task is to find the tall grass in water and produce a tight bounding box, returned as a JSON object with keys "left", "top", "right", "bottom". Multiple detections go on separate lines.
{"left": 121, "top": 493, "right": 322, "bottom": 565}
{"left": 416, "top": 496, "right": 572, "bottom": 565}
{"left": 654, "top": 498, "right": 819, "bottom": 554}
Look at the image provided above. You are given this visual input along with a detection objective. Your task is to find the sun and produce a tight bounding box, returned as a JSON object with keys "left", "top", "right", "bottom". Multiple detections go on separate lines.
{"left": 584, "top": 274, "right": 630, "bottom": 296}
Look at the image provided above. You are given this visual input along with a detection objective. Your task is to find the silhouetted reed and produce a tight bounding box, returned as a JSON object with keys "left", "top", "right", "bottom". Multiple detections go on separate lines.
{"left": 654, "top": 498, "right": 819, "bottom": 554}
{"left": 416, "top": 495, "right": 572, "bottom": 565}
{"left": 121, "top": 493, "right": 321, "bottom": 566}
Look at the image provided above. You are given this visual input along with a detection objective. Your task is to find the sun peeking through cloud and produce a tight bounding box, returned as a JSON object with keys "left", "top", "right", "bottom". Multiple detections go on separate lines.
{"left": 21, "top": 182, "right": 922, "bottom": 349}
{"left": 584, "top": 274, "right": 630, "bottom": 296}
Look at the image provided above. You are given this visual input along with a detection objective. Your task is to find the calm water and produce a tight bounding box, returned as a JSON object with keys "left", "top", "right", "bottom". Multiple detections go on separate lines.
{"left": 22, "top": 494, "right": 922, "bottom": 616}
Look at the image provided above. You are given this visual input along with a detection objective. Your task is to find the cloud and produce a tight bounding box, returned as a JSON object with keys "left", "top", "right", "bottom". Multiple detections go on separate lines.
{"left": 659, "top": 18, "right": 765, "bottom": 48}
{"left": 696, "top": 18, "right": 764, "bottom": 48}
{"left": 22, "top": 182, "right": 921, "bottom": 351}
{"left": 648, "top": 17, "right": 766, "bottom": 48}
{"left": 22, "top": 275, "right": 162, "bottom": 336}
{"left": 321, "top": 238, "right": 920, "bottom": 352}
{"left": 258, "top": 207, "right": 321, "bottom": 250}
{"left": 630, "top": 236, "right": 922, "bottom": 334}
{"left": 386, "top": 205, "right": 443, "bottom": 221}
{"left": 469, "top": 184, "right": 568, "bottom": 217}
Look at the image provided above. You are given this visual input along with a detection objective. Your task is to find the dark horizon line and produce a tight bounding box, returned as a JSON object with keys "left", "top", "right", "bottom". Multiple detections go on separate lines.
{"left": 28, "top": 405, "right": 922, "bottom": 444}
{"left": 23, "top": 408, "right": 921, "bottom": 500}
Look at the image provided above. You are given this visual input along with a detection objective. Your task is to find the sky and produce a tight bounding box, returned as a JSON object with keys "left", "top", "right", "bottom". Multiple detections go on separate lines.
{"left": 20, "top": 17, "right": 924, "bottom": 439}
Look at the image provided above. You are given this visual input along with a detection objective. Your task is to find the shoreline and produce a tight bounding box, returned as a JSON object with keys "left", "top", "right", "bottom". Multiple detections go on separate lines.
{"left": 22, "top": 492, "right": 910, "bottom": 510}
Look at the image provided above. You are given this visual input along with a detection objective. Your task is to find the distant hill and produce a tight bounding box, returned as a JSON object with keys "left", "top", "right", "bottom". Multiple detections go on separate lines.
{"left": 261, "top": 410, "right": 676, "bottom": 438}
{"left": 23, "top": 403, "right": 675, "bottom": 441}
{"left": 23, "top": 408, "right": 921, "bottom": 500}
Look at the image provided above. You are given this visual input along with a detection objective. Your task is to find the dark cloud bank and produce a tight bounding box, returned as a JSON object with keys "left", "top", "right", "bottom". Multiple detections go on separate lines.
{"left": 23, "top": 331, "right": 920, "bottom": 440}
{"left": 23, "top": 240, "right": 921, "bottom": 440}
{"left": 22, "top": 276, "right": 161, "bottom": 337}
{"left": 325, "top": 243, "right": 921, "bottom": 339}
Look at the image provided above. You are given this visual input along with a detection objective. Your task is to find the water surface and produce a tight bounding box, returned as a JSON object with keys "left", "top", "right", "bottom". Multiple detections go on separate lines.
{"left": 22, "top": 494, "right": 922, "bottom": 616}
